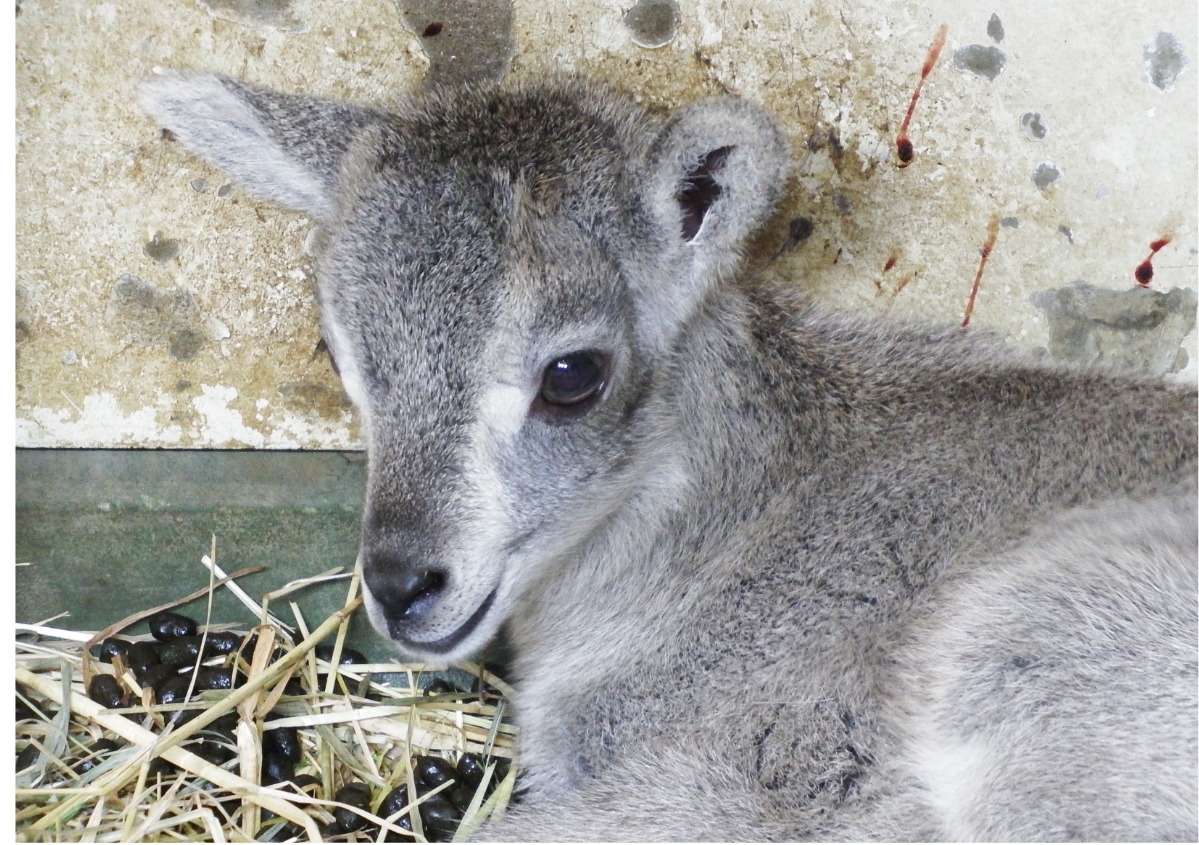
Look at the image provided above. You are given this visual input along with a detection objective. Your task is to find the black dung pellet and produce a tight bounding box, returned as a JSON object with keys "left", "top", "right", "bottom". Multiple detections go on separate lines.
{"left": 456, "top": 752, "right": 485, "bottom": 790}
{"left": 383, "top": 814, "right": 414, "bottom": 841}
{"left": 209, "top": 712, "right": 239, "bottom": 738}
{"left": 201, "top": 630, "right": 242, "bottom": 656}
{"left": 449, "top": 784, "right": 477, "bottom": 812}
{"left": 74, "top": 738, "right": 121, "bottom": 774}
{"left": 15, "top": 695, "right": 36, "bottom": 722}
{"left": 146, "top": 756, "right": 177, "bottom": 778}
{"left": 16, "top": 745, "right": 39, "bottom": 772}
{"left": 169, "top": 707, "right": 207, "bottom": 728}
{"left": 187, "top": 738, "right": 235, "bottom": 766}
{"left": 194, "top": 666, "right": 234, "bottom": 691}
{"left": 315, "top": 644, "right": 368, "bottom": 665}
{"left": 138, "top": 664, "right": 178, "bottom": 692}
{"left": 239, "top": 634, "right": 284, "bottom": 665}
{"left": 265, "top": 822, "right": 302, "bottom": 842}
{"left": 156, "top": 675, "right": 194, "bottom": 705}
{"left": 424, "top": 678, "right": 458, "bottom": 696}
{"left": 261, "top": 751, "right": 295, "bottom": 786}
{"left": 148, "top": 610, "right": 198, "bottom": 641}
{"left": 333, "top": 781, "right": 374, "bottom": 833}
{"left": 98, "top": 637, "right": 130, "bottom": 663}
{"left": 263, "top": 725, "right": 302, "bottom": 764}
{"left": 414, "top": 754, "right": 457, "bottom": 792}
{"left": 378, "top": 783, "right": 410, "bottom": 820}
{"left": 156, "top": 636, "right": 202, "bottom": 667}
{"left": 289, "top": 772, "right": 321, "bottom": 797}
{"left": 125, "top": 641, "right": 160, "bottom": 677}
{"left": 87, "top": 674, "right": 125, "bottom": 709}
{"left": 419, "top": 794, "right": 463, "bottom": 842}
{"left": 488, "top": 757, "right": 511, "bottom": 795}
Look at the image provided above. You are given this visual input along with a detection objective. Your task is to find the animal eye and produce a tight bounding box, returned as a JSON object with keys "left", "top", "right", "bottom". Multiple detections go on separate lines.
{"left": 539, "top": 352, "right": 607, "bottom": 411}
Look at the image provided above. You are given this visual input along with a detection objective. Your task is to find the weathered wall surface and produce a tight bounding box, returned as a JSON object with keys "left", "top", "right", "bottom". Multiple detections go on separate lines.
{"left": 15, "top": 0, "right": 1197, "bottom": 448}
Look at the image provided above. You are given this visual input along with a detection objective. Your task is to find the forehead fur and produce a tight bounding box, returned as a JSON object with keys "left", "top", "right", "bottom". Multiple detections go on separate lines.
{"left": 377, "top": 78, "right": 657, "bottom": 183}
{"left": 317, "top": 80, "right": 656, "bottom": 399}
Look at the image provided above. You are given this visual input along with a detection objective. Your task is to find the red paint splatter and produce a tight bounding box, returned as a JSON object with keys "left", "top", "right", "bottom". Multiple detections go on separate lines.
{"left": 961, "top": 215, "right": 1001, "bottom": 328}
{"left": 1135, "top": 236, "right": 1172, "bottom": 286}
{"left": 896, "top": 24, "right": 949, "bottom": 168}
{"left": 876, "top": 251, "right": 900, "bottom": 293}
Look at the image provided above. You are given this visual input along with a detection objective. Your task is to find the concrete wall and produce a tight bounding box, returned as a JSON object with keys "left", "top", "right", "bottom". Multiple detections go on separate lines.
{"left": 15, "top": 0, "right": 1197, "bottom": 448}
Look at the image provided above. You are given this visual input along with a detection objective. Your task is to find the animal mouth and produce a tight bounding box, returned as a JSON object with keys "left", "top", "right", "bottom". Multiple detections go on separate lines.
{"left": 395, "top": 588, "right": 497, "bottom": 655}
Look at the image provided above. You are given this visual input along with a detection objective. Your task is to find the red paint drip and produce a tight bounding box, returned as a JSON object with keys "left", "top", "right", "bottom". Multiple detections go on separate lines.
{"left": 896, "top": 24, "right": 949, "bottom": 168}
{"left": 876, "top": 252, "right": 900, "bottom": 293}
{"left": 1135, "top": 236, "right": 1172, "bottom": 287}
{"left": 961, "top": 215, "right": 1001, "bottom": 328}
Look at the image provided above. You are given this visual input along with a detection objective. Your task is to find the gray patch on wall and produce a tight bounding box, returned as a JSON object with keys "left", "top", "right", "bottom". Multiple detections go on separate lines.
{"left": 1032, "top": 282, "right": 1197, "bottom": 374}
{"left": 396, "top": 0, "right": 515, "bottom": 88}
{"left": 1020, "top": 112, "right": 1048, "bottom": 141}
{"left": 196, "top": 0, "right": 304, "bottom": 31}
{"left": 276, "top": 381, "right": 353, "bottom": 419}
{"left": 953, "top": 44, "right": 1006, "bottom": 80}
{"left": 1032, "top": 161, "right": 1061, "bottom": 190}
{"left": 1144, "top": 32, "right": 1189, "bottom": 93}
{"left": 143, "top": 231, "right": 181, "bottom": 264}
{"left": 986, "top": 13, "right": 1004, "bottom": 43}
{"left": 107, "top": 275, "right": 222, "bottom": 362}
{"left": 16, "top": 284, "right": 33, "bottom": 345}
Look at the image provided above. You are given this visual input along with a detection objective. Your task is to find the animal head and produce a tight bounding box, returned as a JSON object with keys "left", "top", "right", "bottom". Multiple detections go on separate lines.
{"left": 143, "top": 73, "right": 789, "bottom": 663}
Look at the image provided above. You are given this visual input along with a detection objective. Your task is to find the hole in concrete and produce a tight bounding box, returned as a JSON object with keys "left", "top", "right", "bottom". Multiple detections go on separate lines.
{"left": 622, "top": 0, "right": 680, "bottom": 49}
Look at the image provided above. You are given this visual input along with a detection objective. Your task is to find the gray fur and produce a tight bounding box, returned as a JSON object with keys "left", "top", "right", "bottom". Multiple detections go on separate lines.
{"left": 142, "top": 72, "right": 1198, "bottom": 841}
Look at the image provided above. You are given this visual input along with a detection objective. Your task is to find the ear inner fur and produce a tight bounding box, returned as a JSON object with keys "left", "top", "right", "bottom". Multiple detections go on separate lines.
{"left": 678, "top": 145, "right": 733, "bottom": 241}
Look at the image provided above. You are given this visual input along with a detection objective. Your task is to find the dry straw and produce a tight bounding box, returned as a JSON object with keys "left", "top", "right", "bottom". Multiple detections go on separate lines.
{"left": 15, "top": 540, "right": 518, "bottom": 843}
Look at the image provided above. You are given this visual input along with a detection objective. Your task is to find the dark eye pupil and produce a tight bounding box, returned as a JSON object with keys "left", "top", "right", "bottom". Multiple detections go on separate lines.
{"left": 541, "top": 352, "right": 605, "bottom": 407}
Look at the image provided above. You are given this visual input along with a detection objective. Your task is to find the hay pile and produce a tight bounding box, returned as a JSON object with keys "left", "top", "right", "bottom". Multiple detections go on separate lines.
{"left": 14, "top": 547, "right": 518, "bottom": 842}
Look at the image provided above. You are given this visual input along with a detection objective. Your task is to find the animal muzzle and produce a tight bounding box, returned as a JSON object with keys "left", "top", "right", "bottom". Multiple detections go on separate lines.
{"left": 360, "top": 549, "right": 497, "bottom": 656}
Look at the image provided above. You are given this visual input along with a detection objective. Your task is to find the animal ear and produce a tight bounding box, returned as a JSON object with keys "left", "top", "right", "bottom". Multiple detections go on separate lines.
{"left": 647, "top": 96, "right": 790, "bottom": 271}
{"left": 141, "top": 72, "right": 382, "bottom": 223}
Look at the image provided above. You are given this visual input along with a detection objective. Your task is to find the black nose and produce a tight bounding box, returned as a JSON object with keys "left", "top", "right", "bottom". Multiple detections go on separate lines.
{"left": 363, "top": 554, "right": 448, "bottom": 635}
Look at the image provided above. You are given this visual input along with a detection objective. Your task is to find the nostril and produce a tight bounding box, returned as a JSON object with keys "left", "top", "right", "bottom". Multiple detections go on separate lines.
{"left": 395, "top": 569, "right": 446, "bottom": 618}
{"left": 364, "top": 558, "right": 450, "bottom": 626}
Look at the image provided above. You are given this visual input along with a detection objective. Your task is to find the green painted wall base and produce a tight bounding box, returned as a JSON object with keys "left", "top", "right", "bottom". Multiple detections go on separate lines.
{"left": 14, "top": 449, "right": 402, "bottom": 661}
